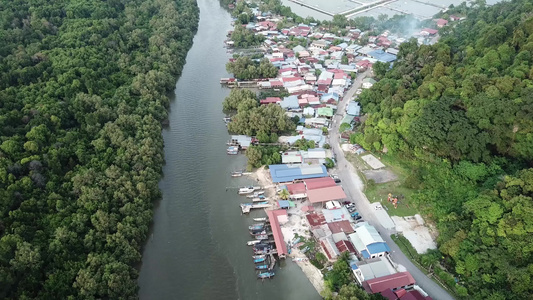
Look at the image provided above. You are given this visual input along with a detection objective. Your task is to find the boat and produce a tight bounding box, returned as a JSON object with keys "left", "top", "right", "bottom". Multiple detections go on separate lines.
{"left": 257, "top": 272, "right": 275, "bottom": 279}
{"left": 253, "top": 217, "right": 267, "bottom": 222}
{"left": 247, "top": 240, "right": 261, "bottom": 246}
{"left": 250, "top": 230, "right": 266, "bottom": 236}
{"left": 255, "top": 264, "right": 269, "bottom": 270}
{"left": 251, "top": 196, "right": 266, "bottom": 202}
{"left": 246, "top": 191, "right": 265, "bottom": 198}
{"left": 254, "top": 257, "right": 266, "bottom": 264}
{"left": 227, "top": 146, "right": 239, "bottom": 155}
{"left": 248, "top": 224, "right": 265, "bottom": 230}
{"left": 255, "top": 234, "right": 269, "bottom": 240}
{"left": 238, "top": 186, "right": 262, "bottom": 194}
{"left": 252, "top": 255, "right": 265, "bottom": 259}
{"left": 231, "top": 171, "right": 243, "bottom": 177}
{"left": 223, "top": 116, "right": 232, "bottom": 123}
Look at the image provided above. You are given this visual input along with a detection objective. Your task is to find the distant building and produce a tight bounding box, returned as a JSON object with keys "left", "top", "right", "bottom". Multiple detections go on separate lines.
{"left": 435, "top": 18, "right": 448, "bottom": 28}
{"left": 362, "top": 78, "right": 377, "bottom": 89}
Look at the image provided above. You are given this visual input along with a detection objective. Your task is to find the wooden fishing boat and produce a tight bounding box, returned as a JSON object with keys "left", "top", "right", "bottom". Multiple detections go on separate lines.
{"left": 257, "top": 272, "right": 275, "bottom": 279}
{"left": 247, "top": 240, "right": 261, "bottom": 246}
{"left": 254, "top": 257, "right": 266, "bottom": 264}
{"left": 253, "top": 217, "right": 267, "bottom": 222}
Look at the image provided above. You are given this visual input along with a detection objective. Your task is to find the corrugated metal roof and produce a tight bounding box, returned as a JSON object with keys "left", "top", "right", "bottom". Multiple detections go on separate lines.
{"left": 307, "top": 186, "right": 347, "bottom": 203}
{"left": 362, "top": 272, "right": 415, "bottom": 294}
{"left": 304, "top": 177, "right": 336, "bottom": 190}
{"left": 266, "top": 210, "right": 288, "bottom": 256}
{"left": 269, "top": 164, "right": 328, "bottom": 183}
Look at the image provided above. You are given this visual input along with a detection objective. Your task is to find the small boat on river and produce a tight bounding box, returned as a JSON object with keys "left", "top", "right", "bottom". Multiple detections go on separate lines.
{"left": 255, "top": 264, "right": 268, "bottom": 270}
{"left": 253, "top": 217, "right": 267, "bottom": 222}
{"left": 255, "top": 234, "right": 269, "bottom": 240}
{"left": 238, "top": 186, "right": 262, "bottom": 195}
{"left": 246, "top": 191, "right": 265, "bottom": 198}
{"left": 248, "top": 224, "right": 265, "bottom": 230}
{"left": 231, "top": 171, "right": 243, "bottom": 177}
{"left": 227, "top": 146, "right": 239, "bottom": 155}
{"left": 247, "top": 240, "right": 261, "bottom": 246}
{"left": 252, "top": 255, "right": 265, "bottom": 259}
{"left": 257, "top": 272, "right": 275, "bottom": 279}
{"left": 254, "top": 257, "right": 266, "bottom": 264}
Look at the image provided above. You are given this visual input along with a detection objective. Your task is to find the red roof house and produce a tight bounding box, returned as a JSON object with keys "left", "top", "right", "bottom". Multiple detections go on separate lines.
{"left": 363, "top": 272, "right": 416, "bottom": 294}
{"left": 335, "top": 240, "right": 357, "bottom": 254}
{"left": 307, "top": 186, "right": 347, "bottom": 204}
{"left": 328, "top": 220, "right": 355, "bottom": 234}
{"left": 266, "top": 209, "right": 288, "bottom": 257}
{"left": 304, "top": 177, "right": 336, "bottom": 190}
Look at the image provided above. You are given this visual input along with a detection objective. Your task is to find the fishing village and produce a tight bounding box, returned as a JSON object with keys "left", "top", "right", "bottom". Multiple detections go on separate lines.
{"left": 219, "top": 0, "right": 461, "bottom": 299}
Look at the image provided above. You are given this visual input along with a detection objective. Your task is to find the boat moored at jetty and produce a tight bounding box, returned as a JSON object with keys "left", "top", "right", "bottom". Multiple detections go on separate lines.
{"left": 254, "top": 257, "right": 266, "bottom": 264}
{"left": 257, "top": 272, "right": 275, "bottom": 279}
{"left": 247, "top": 240, "right": 261, "bottom": 246}
{"left": 238, "top": 186, "right": 262, "bottom": 194}
{"left": 253, "top": 217, "right": 267, "bottom": 222}
{"left": 246, "top": 191, "right": 265, "bottom": 198}
{"left": 255, "top": 264, "right": 268, "bottom": 270}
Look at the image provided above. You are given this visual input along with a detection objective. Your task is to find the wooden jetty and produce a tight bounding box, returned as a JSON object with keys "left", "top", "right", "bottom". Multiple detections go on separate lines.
{"left": 268, "top": 253, "right": 276, "bottom": 270}
{"left": 241, "top": 203, "right": 271, "bottom": 214}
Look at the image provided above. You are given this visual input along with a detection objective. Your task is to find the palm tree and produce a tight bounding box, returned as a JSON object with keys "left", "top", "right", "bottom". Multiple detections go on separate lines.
{"left": 278, "top": 188, "right": 290, "bottom": 200}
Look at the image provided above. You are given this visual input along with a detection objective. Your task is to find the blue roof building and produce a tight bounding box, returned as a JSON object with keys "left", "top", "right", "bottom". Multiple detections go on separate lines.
{"left": 349, "top": 222, "right": 391, "bottom": 259}
{"left": 269, "top": 164, "right": 328, "bottom": 183}
{"left": 280, "top": 96, "right": 300, "bottom": 110}
{"left": 346, "top": 101, "right": 361, "bottom": 116}
{"left": 367, "top": 49, "right": 397, "bottom": 63}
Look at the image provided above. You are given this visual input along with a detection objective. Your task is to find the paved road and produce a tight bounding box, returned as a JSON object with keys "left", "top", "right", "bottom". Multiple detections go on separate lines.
{"left": 329, "top": 73, "right": 455, "bottom": 300}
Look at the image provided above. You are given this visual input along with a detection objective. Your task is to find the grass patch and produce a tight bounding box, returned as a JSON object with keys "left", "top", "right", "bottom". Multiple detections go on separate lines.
{"left": 365, "top": 181, "right": 417, "bottom": 217}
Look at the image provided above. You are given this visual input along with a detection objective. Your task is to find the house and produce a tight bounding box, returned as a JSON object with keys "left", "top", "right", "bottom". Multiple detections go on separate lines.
{"left": 260, "top": 97, "right": 281, "bottom": 105}
{"left": 311, "top": 40, "right": 328, "bottom": 49}
{"left": 269, "top": 164, "right": 328, "bottom": 183}
{"left": 420, "top": 28, "right": 438, "bottom": 36}
{"left": 281, "top": 151, "right": 303, "bottom": 164}
{"left": 362, "top": 272, "right": 416, "bottom": 294}
{"left": 351, "top": 257, "right": 397, "bottom": 284}
{"left": 367, "top": 49, "right": 397, "bottom": 63}
{"left": 380, "top": 289, "right": 433, "bottom": 300}
{"left": 317, "top": 107, "right": 334, "bottom": 118}
{"left": 362, "top": 78, "right": 377, "bottom": 89}
{"left": 449, "top": 15, "right": 461, "bottom": 21}
{"left": 280, "top": 95, "right": 300, "bottom": 110}
{"left": 346, "top": 101, "right": 361, "bottom": 116}
{"left": 328, "top": 220, "right": 355, "bottom": 234}
{"left": 346, "top": 44, "right": 362, "bottom": 54}
{"left": 348, "top": 222, "right": 391, "bottom": 259}
{"left": 229, "top": 135, "right": 253, "bottom": 149}
{"left": 435, "top": 18, "right": 448, "bottom": 28}
{"left": 266, "top": 209, "right": 289, "bottom": 258}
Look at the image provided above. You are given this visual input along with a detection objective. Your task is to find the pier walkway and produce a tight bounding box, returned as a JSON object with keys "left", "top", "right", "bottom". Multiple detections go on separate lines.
{"left": 288, "top": 0, "right": 334, "bottom": 16}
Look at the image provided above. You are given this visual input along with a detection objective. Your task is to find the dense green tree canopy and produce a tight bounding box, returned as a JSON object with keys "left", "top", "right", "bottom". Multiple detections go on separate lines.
{"left": 0, "top": 0, "right": 198, "bottom": 298}
{"left": 356, "top": 1, "right": 533, "bottom": 298}
{"left": 226, "top": 56, "right": 278, "bottom": 80}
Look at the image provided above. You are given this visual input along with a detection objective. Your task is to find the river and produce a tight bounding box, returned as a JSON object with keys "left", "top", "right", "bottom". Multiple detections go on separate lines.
{"left": 137, "top": 0, "right": 321, "bottom": 299}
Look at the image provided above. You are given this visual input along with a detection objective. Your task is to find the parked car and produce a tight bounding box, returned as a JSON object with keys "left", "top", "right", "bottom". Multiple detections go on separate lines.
{"left": 350, "top": 212, "right": 359, "bottom": 218}
{"left": 343, "top": 201, "right": 352, "bottom": 205}
{"left": 348, "top": 206, "right": 357, "bottom": 213}
{"left": 345, "top": 203, "right": 356, "bottom": 210}
{"left": 330, "top": 174, "right": 341, "bottom": 183}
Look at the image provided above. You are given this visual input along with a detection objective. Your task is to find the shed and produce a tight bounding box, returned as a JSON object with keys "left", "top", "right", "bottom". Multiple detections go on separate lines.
{"left": 307, "top": 186, "right": 347, "bottom": 203}
{"left": 317, "top": 107, "right": 334, "bottom": 117}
